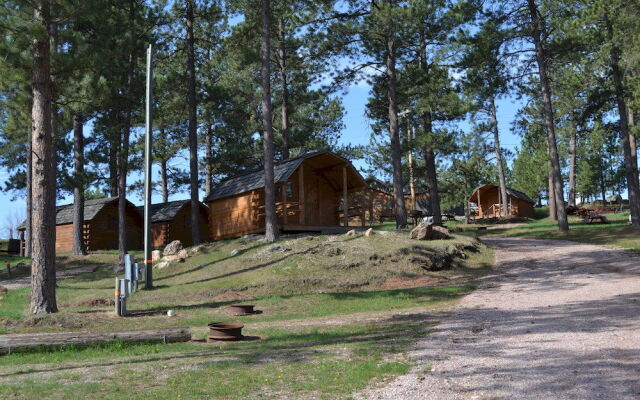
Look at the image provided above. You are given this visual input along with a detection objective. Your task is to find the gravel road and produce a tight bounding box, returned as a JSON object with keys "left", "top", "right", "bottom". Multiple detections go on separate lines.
{"left": 357, "top": 237, "right": 640, "bottom": 400}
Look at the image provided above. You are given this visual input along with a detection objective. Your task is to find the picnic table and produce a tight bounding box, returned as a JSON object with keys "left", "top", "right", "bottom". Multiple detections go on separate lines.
{"left": 582, "top": 211, "right": 609, "bottom": 224}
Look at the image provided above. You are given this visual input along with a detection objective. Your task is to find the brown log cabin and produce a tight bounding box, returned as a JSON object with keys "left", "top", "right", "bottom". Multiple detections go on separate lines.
{"left": 140, "top": 200, "right": 209, "bottom": 248}
{"left": 18, "top": 197, "right": 143, "bottom": 254}
{"left": 355, "top": 178, "right": 431, "bottom": 224}
{"left": 468, "top": 184, "right": 535, "bottom": 218}
{"left": 204, "top": 151, "right": 367, "bottom": 240}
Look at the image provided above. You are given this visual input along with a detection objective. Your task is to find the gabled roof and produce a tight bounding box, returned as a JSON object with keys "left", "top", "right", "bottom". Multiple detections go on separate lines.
{"left": 366, "top": 177, "right": 392, "bottom": 194}
{"left": 19, "top": 197, "right": 125, "bottom": 229}
{"left": 471, "top": 184, "right": 535, "bottom": 204}
{"left": 204, "top": 151, "right": 364, "bottom": 202}
{"left": 136, "top": 200, "right": 205, "bottom": 223}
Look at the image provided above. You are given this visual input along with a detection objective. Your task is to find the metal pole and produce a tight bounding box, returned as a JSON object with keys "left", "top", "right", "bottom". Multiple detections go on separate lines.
{"left": 144, "top": 44, "right": 154, "bottom": 289}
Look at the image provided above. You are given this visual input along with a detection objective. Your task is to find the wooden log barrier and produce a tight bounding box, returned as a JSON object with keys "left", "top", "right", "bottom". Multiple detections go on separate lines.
{"left": 0, "top": 327, "right": 192, "bottom": 355}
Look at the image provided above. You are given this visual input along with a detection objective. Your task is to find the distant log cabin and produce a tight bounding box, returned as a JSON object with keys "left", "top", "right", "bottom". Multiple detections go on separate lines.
{"left": 204, "top": 151, "right": 367, "bottom": 240}
{"left": 140, "top": 200, "right": 209, "bottom": 248}
{"left": 18, "top": 197, "right": 143, "bottom": 254}
{"left": 355, "top": 178, "right": 431, "bottom": 224}
{"left": 469, "top": 184, "right": 535, "bottom": 218}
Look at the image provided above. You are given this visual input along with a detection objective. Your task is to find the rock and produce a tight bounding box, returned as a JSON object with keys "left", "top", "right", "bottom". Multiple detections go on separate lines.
{"left": 267, "top": 244, "right": 290, "bottom": 252}
{"left": 324, "top": 247, "right": 343, "bottom": 256}
{"left": 364, "top": 228, "right": 374, "bottom": 237}
{"left": 230, "top": 249, "right": 240, "bottom": 256}
{"left": 431, "top": 226, "right": 451, "bottom": 240}
{"left": 167, "top": 310, "right": 174, "bottom": 317}
{"left": 163, "top": 240, "right": 184, "bottom": 256}
{"left": 345, "top": 229, "right": 357, "bottom": 237}
{"left": 410, "top": 222, "right": 432, "bottom": 240}
{"left": 178, "top": 249, "right": 189, "bottom": 260}
{"left": 190, "top": 245, "right": 206, "bottom": 255}
{"left": 152, "top": 250, "right": 162, "bottom": 262}
{"left": 156, "top": 260, "right": 172, "bottom": 269}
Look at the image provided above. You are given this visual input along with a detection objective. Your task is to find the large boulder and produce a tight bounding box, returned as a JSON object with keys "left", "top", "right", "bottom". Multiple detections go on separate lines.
{"left": 410, "top": 222, "right": 432, "bottom": 240}
{"left": 364, "top": 228, "right": 374, "bottom": 237}
{"left": 152, "top": 250, "right": 162, "bottom": 262}
{"left": 163, "top": 240, "right": 183, "bottom": 256}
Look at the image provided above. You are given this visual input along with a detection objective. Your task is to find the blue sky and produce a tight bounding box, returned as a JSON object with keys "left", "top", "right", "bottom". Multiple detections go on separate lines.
{"left": 0, "top": 82, "right": 524, "bottom": 237}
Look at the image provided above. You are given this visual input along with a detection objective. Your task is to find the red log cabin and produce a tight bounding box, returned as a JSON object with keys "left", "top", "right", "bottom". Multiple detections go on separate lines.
{"left": 204, "top": 151, "right": 367, "bottom": 240}
{"left": 18, "top": 197, "right": 143, "bottom": 254}
{"left": 140, "top": 200, "right": 209, "bottom": 248}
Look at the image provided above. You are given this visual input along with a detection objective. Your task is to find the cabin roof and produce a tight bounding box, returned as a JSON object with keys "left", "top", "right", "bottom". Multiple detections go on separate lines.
{"left": 136, "top": 200, "right": 203, "bottom": 223}
{"left": 18, "top": 197, "right": 124, "bottom": 230}
{"left": 470, "top": 184, "right": 535, "bottom": 204}
{"left": 204, "top": 151, "right": 365, "bottom": 202}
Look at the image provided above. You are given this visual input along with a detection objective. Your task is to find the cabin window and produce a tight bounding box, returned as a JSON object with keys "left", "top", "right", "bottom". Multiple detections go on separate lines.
{"left": 387, "top": 200, "right": 393, "bottom": 209}
{"left": 276, "top": 185, "right": 282, "bottom": 199}
{"left": 286, "top": 181, "right": 293, "bottom": 198}
{"left": 108, "top": 216, "right": 117, "bottom": 230}
{"left": 184, "top": 214, "right": 191, "bottom": 228}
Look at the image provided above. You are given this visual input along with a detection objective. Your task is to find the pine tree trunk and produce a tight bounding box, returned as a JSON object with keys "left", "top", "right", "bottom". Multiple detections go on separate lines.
{"left": 261, "top": 0, "right": 278, "bottom": 242}
{"left": 422, "top": 113, "right": 441, "bottom": 224}
{"left": 607, "top": 24, "right": 640, "bottom": 224}
{"left": 278, "top": 18, "right": 290, "bottom": 160}
{"left": 204, "top": 124, "right": 213, "bottom": 198}
{"left": 72, "top": 115, "right": 86, "bottom": 256}
{"left": 548, "top": 167, "right": 557, "bottom": 220}
{"left": 528, "top": 0, "right": 568, "bottom": 231}
{"left": 160, "top": 158, "right": 169, "bottom": 203}
{"left": 490, "top": 96, "right": 509, "bottom": 216}
{"left": 386, "top": 34, "right": 407, "bottom": 228}
{"left": 109, "top": 139, "right": 118, "bottom": 197}
{"left": 568, "top": 116, "right": 577, "bottom": 207}
{"left": 26, "top": 133, "right": 32, "bottom": 258}
{"left": 30, "top": 1, "right": 57, "bottom": 314}
{"left": 185, "top": 0, "right": 202, "bottom": 245}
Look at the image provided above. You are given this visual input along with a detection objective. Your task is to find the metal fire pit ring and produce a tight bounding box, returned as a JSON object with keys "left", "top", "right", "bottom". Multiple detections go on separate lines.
{"left": 229, "top": 304, "right": 256, "bottom": 316}
{"left": 207, "top": 322, "right": 244, "bottom": 341}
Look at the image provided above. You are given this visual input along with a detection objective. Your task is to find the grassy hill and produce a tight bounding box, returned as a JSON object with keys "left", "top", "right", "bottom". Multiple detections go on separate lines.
{"left": 0, "top": 230, "right": 492, "bottom": 399}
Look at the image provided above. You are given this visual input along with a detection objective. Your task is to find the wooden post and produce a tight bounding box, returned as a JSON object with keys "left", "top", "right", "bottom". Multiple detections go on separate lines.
{"left": 282, "top": 181, "right": 287, "bottom": 225}
{"left": 478, "top": 188, "right": 482, "bottom": 218}
{"left": 298, "top": 165, "right": 305, "bottom": 225}
{"left": 343, "top": 165, "right": 348, "bottom": 227}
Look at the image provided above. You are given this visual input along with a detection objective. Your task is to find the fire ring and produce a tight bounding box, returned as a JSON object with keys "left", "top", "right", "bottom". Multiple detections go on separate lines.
{"left": 229, "top": 304, "right": 256, "bottom": 316}
{"left": 207, "top": 322, "right": 244, "bottom": 341}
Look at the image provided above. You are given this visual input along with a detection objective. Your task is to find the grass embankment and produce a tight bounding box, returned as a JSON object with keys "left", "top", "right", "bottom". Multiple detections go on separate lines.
{"left": 476, "top": 212, "right": 640, "bottom": 252}
{"left": 0, "top": 231, "right": 492, "bottom": 399}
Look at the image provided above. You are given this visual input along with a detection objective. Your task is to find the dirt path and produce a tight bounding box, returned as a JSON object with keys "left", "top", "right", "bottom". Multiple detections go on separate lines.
{"left": 357, "top": 237, "right": 640, "bottom": 400}
{"left": 0, "top": 265, "right": 98, "bottom": 291}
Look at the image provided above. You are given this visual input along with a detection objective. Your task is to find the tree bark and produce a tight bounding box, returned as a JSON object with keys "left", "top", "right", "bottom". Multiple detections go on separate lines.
{"left": 204, "top": 124, "right": 213, "bottom": 198}
{"left": 548, "top": 167, "right": 556, "bottom": 220}
{"left": 386, "top": 33, "right": 407, "bottom": 228}
{"left": 25, "top": 131, "right": 32, "bottom": 258}
{"left": 261, "top": 0, "right": 278, "bottom": 242}
{"left": 30, "top": 1, "right": 57, "bottom": 314}
{"left": 528, "top": 0, "right": 568, "bottom": 231}
{"left": 422, "top": 112, "right": 442, "bottom": 224}
{"left": 109, "top": 139, "right": 118, "bottom": 197}
{"left": 278, "top": 18, "right": 290, "bottom": 160}
{"left": 160, "top": 158, "right": 168, "bottom": 203}
{"left": 490, "top": 96, "right": 509, "bottom": 216}
{"left": 72, "top": 115, "right": 86, "bottom": 256}
{"left": 568, "top": 115, "right": 577, "bottom": 207}
{"left": 185, "top": 0, "right": 202, "bottom": 245}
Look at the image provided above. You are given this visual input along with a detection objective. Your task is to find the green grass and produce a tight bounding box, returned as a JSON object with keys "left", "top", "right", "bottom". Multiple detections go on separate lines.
{"left": 0, "top": 230, "right": 493, "bottom": 398}
{"left": 479, "top": 212, "right": 640, "bottom": 252}
{"left": 0, "top": 321, "right": 418, "bottom": 399}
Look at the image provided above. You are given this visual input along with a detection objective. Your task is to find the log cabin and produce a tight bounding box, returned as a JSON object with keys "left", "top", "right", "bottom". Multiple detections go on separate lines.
{"left": 18, "top": 197, "right": 143, "bottom": 255}
{"left": 139, "top": 200, "right": 209, "bottom": 248}
{"left": 355, "top": 178, "right": 432, "bottom": 224}
{"left": 204, "top": 151, "right": 367, "bottom": 240}
{"left": 468, "top": 184, "right": 535, "bottom": 218}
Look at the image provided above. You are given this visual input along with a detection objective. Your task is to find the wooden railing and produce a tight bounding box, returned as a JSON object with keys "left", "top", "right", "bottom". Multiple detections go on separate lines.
{"left": 488, "top": 204, "right": 519, "bottom": 217}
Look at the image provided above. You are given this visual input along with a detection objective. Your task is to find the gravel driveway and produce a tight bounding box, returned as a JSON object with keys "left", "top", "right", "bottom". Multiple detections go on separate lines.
{"left": 357, "top": 237, "right": 640, "bottom": 400}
